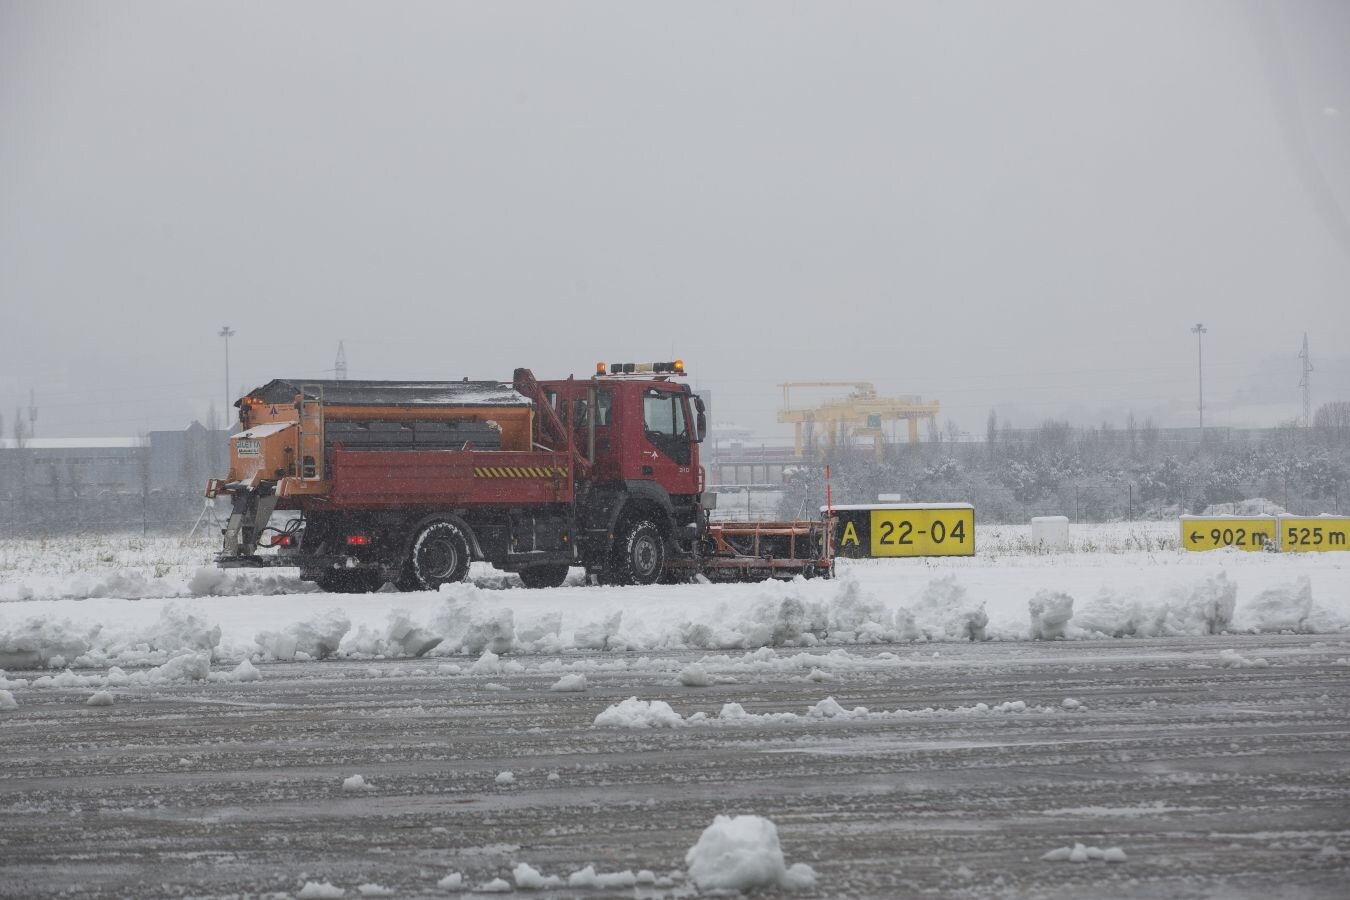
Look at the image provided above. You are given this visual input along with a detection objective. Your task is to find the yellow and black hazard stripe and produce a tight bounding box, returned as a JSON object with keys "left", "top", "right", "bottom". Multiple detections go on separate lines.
{"left": 473, "top": 466, "right": 568, "bottom": 479}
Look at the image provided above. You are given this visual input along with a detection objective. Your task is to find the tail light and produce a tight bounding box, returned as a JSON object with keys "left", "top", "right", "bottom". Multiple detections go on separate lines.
{"left": 346, "top": 535, "right": 372, "bottom": 546}
{"left": 270, "top": 534, "right": 295, "bottom": 548}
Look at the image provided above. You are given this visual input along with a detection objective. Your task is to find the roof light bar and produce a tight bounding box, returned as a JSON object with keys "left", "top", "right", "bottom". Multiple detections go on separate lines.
{"left": 597, "top": 360, "right": 687, "bottom": 376}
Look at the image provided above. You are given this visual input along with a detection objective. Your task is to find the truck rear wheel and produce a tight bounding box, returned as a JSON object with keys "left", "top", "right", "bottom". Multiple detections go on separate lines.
{"left": 610, "top": 519, "right": 665, "bottom": 586}
{"left": 518, "top": 564, "right": 570, "bottom": 589}
{"left": 407, "top": 521, "right": 471, "bottom": 590}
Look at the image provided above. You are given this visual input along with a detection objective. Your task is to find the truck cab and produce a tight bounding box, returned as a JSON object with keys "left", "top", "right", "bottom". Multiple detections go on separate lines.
{"left": 540, "top": 362, "right": 709, "bottom": 581}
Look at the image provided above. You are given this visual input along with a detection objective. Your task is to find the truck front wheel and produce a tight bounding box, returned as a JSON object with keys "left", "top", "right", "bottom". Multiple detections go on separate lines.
{"left": 611, "top": 519, "right": 665, "bottom": 586}
{"left": 407, "top": 521, "right": 471, "bottom": 590}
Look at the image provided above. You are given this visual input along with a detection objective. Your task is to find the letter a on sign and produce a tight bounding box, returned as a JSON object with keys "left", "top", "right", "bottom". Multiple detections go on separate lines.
{"left": 840, "top": 521, "right": 860, "bottom": 547}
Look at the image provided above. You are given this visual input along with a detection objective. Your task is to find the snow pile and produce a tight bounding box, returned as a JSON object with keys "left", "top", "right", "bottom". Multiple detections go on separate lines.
{"left": 1041, "top": 842, "right": 1127, "bottom": 863}
{"left": 513, "top": 862, "right": 563, "bottom": 889}
{"left": 1165, "top": 572, "right": 1237, "bottom": 635}
{"left": 342, "top": 774, "right": 373, "bottom": 792}
{"left": 565, "top": 865, "right": 640, "bottom": 889}
{"left": 255, "top": 610, "right": 351, "bottom": 660}
{"left": 86, "top": 691, "right": 114, "bottom": 707}
{"left": 678, "top": 664, "right": 712, "bottom": 686}
{"left": 436, "top": 873, "right": 463, "bottom": 890}
{"left": 1217, "top": 648, "right": 1270, "bottom": 669}
{"left": 296, "top": 881, "right": 345, "bottom": 898}
{"left": 145, "top": 650, "right": 211, "bottom": 682}
{"left": 343, "top": 610, "right": 442, "bottom": 658}
{"left": 0, "top": 617, "right": 96, "bottom": 669}
{"left": 549, "top": 673, "right": 588, "bottom": 692}
{"left": 574, "top": 611, "right": 624, "bottom": 651}
{"left": 431, "top": 591, "right": 516, "bottom": 654}
{"left": 1029, "top": 590, "right": 1075, "bottom": 640}
{"left": 208, "top": 658, "right": 263, "bottom": 682}
{"left": 593, "top": 697, "right": 691, "bottom": 729}
{"left": 684, "top": 815, "right": 816, "bottom": 892}
{"left": 1239, "top": 577, "right": 1315, "bottom": 633}
{"left": 477, "top": 878, "right": 511, "bottom": 892}
{"left": 355, "top": 885, "right": 394, "bottom": 897}
{"left": 1076, "top": 573, "right": 1240, "bottom": 638}
{"left": 495, "top": 771, "right": 515, "bottom": 786}
{"left": 907, "top": 575, "right": 988, "bottom": 641}
{"left": 0, "top": 690, "right": 17, "bottom": 710}
{"left": 469, "top": 650, "right": 524, "bottom": 676}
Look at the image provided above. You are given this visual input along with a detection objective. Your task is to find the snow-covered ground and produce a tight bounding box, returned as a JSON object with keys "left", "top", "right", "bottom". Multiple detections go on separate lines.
{"left": 2, "top": 524, "right": 1348, "bottom": 898}
{"left": 0, "top": 522, "right": 1346, "bottom": 674}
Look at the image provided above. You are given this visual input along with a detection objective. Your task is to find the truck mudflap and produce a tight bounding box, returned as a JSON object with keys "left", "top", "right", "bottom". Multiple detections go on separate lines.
{"left": 666, "top": 519, "right": 834, "bottom": 582}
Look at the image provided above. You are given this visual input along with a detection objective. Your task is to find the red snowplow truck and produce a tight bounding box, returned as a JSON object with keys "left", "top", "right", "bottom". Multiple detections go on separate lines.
{"left": 207, "top": 362, "right": 832, "bottom": 591}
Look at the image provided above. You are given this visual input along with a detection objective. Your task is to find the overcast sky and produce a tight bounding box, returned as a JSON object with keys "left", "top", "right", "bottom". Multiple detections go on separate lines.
{"left": 2, "top": 1, "right": 1348, "bottom": 440}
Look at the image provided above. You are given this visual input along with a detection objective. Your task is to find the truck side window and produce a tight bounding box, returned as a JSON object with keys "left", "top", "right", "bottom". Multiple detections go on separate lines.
{"left": 643, "top": 391, "right": 685, "bottom": 436}
{"left": 595, "top": 391, "right": 612, "bottom": 426}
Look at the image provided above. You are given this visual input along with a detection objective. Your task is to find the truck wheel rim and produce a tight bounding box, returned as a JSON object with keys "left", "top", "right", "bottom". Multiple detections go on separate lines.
{"left": 419, "top": 538, "right": 458, "bottom": 580}
{"left": 633, "top": 535, "right": 659, "bottom": 577}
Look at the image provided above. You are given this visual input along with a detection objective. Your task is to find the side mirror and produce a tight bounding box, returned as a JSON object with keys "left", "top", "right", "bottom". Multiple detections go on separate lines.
{"left": 693, "top": 396, "right": 707, "bottom": 443}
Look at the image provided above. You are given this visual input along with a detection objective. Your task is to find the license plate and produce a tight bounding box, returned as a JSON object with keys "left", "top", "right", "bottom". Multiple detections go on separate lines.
{"left": 236, "top": 439, "right": 261, "bottom": 457}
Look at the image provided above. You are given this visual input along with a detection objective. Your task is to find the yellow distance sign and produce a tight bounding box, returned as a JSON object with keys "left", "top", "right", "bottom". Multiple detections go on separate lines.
{"left": 1180, "top": 517, "right": 1276, "bottom": 552}
{"left": 1280, "top": 517, "right": 1350, "bottom": 552}
{"left": 869, "top": 507, "right": 974, "bottom": 557}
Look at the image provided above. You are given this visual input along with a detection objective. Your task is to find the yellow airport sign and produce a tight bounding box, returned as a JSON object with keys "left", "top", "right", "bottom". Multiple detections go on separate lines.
{"left": 829, "top": 503, "right": 975, "bottom": 558}
{"left": 1279, "top": 517, "right": 1350, "bottom": 552}
{"left": 1180, "top": 516, "right": 1276, "bottom": 552}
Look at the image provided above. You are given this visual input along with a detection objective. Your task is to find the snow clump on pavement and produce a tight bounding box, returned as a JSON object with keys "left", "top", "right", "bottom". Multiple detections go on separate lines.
{"left": 685, "top": 814, "right": 817, "bottom": 891}
{"left": 477, "top": 877, "right": 512, "bottom": 892}
{"left": 548, "top": 673, "right": 587, "bottom": 692}
{"left": 495, "top": 770, "right": 515, "bottom": 785}
{"left": 513, "top": 862, "right": 563, "bottom": 889}
{"left": 1218, "top": 648, "right": 1270, "bottom": 669}
{"left": 297, "top": 881, "right": 345, "bottom": 898}
{"left": 85, "top": 691, "right": 114, "bottom": 706}
{"left": 342, "top": 774, "right": 372, "bottom": 792}
{"left": 355, "top": 884, "right": 394, "bottom": 897}
{"left": 435, "top": 872, "right": 463, "bottom": 890}
{"left": 593, "top": 697, "right": 691, "bottom": 728}
{"left": 0, "top": 690, "right": 17, "bottom": 710}
{"left": 1041, "top": 842, "right": 1127, "bottom": 863}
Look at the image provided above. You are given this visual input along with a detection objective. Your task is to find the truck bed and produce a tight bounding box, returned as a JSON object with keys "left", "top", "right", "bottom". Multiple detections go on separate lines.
{"left": 317, "top": 447, "right": 574, "bottom": 509}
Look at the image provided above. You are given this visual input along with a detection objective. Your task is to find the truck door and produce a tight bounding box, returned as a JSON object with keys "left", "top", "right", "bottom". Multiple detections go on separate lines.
{"left": 640, "top": 388, "right": 698, "bottom": 493}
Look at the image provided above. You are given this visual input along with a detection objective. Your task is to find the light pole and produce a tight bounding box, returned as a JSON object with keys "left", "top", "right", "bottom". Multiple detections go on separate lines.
{"left": 218, "top": 326, "right": 235, "bottom": 429}
{"left": 1191, "top": 323, "right": 1207, "bottom": 445}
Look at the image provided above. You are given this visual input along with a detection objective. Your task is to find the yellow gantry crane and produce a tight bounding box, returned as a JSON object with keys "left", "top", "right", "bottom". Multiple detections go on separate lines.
{"left": 777, "top": 382, "right": 940, "bottom": 459}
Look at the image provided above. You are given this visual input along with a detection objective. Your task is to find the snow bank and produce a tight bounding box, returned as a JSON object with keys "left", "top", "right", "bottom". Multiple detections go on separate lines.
{"left": 3, "top": 535, "right": 1349, "bottom": 670}
{"left": 685, "top": 815, "right": 816, "bottom": 891}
